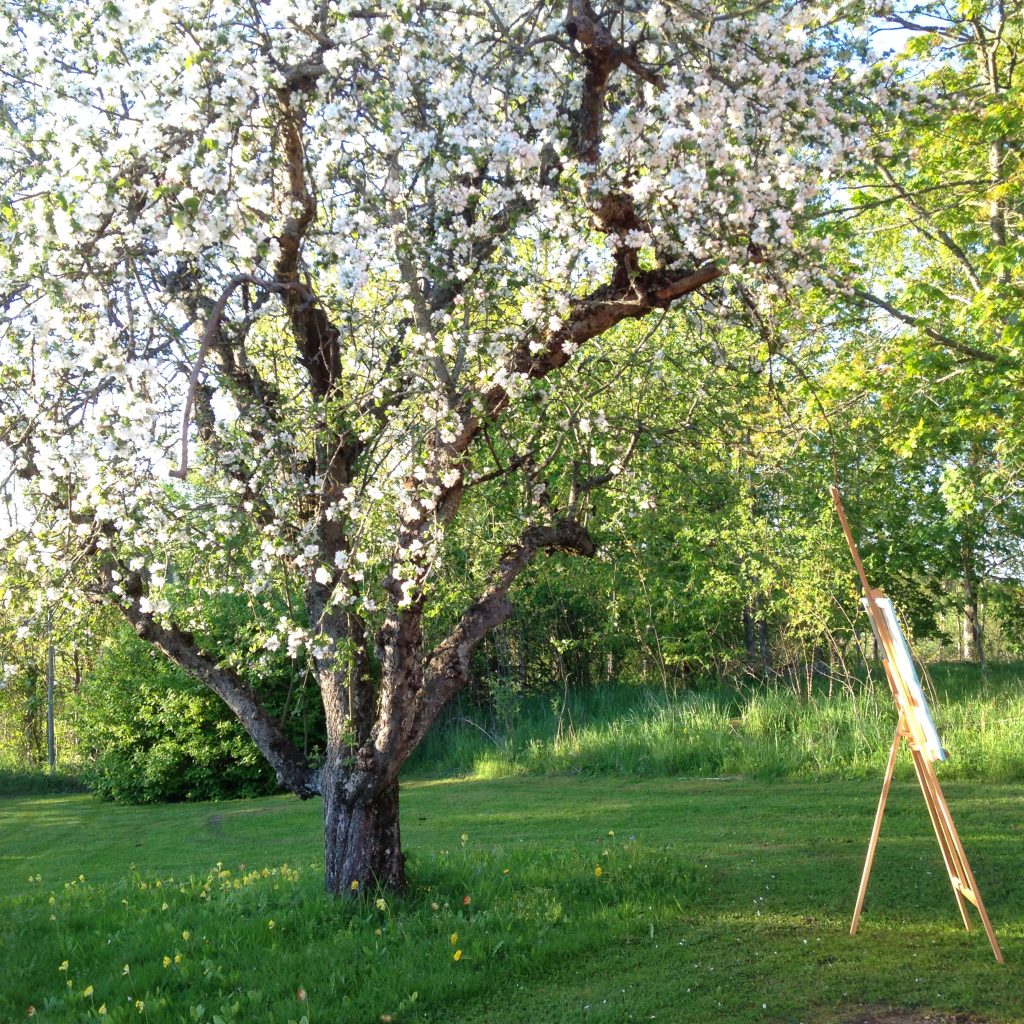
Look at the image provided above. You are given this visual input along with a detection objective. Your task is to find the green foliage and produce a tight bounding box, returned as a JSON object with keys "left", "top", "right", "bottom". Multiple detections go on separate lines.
{"left": 74, "top": 629, "right": 278, "bottom": 803}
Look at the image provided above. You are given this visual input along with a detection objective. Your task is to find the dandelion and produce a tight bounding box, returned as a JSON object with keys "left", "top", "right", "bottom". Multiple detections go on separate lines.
{"left": 453, "top": 949, "right": 462, "bottom": 962}
{"left": 161, "top": 902, "right": 168, "bottom": 911}
{"left": 122, "top": 964, "right": 130, "bottom": 975}
{"left": 162, "top": 956, "right": 171, "bottom": 968}
{"left": 83, "top": 985, "right": 94, "bottom": 998}
{"left": 181, "top": 930, "right": 190, "bottom": 941}
{"left": 350, "top": 880, "right": 359, "bottom": 891}
{"left": 135, "top": 1000, "right": 145, "bottom": 1013}
{"left": 374, "top": 927, "right": 382, "bottom": 937}
{"left": 174, "top": 954, "right": 182, "bottom": 964}
{"left": 460, "top": 833, "right": 469, "bottom": 843}
{"left": 59, "top": 961, "right": 69, "bottom": 972}
{"left": 450, "top": 932, "right": 458, "bottom": 945}
{"left": 608, "top": 830, "right": 615, "bottom": 837}
{"left": 594, "top": 866, "right": 603, "bottom": 877}
{"left": 502, "top": 868, "right": 510, "bottom": 875}
{"left": 268, "top": 920, "right": 275, "bottom": 930}
{"left": 98, "top": 1005, "right": 107, "bottom": 1016}
{"left": 375, "top": 897, "right": 388, "bottom": 912}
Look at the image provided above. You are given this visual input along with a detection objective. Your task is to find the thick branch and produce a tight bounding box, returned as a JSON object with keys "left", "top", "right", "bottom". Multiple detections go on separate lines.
{"left": 273, "top": 90, "right": 342, "bottom": 397}
{"left": 500, "top": 262, "right": 720, "bottom": 408}
{"left": 396, "top": 519, "right": 596, "bottom": 764}
{"left": 118, "top": 597, "right": 319, "bottom": 797}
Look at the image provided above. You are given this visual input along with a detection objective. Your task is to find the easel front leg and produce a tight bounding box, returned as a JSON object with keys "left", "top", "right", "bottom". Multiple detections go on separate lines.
{"left": 851, "top": 725, "right": 902, "bottom": 935}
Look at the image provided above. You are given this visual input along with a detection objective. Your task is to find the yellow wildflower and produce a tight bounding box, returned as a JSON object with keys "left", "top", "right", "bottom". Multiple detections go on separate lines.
{"left": 594, "top": 866, "right": 603, "bottom": 877}
{"left": 162, "top": 956, "right": 171, "bottom": 968}
{"left": 181, "top": 930, "right": 190, "bottom": 941}
{"left": 135, "top": 1000, "right": 145, "bottom": 1013}
{"left": 59, "top": 960, "right": 69, "bottom": 972}
{"left": 121, "top": 965, "right": 130, "bottom": 975}
{"left": 83, "top": 985, "right": 93, "bottom": 998}
{"left": 98, "top": 1004, "right": 107, "bottom": 1016}
{"left": 350, "top": 879, "right": 359, "bottom": 891}
{"left": 268, "top": 920, "right": 275, "bottom": 929}
{"left": 450, "top": 932, "right": 458, "bottom": 945}
{"left": 453, "top": 949, "right": 462, "bottom": 962}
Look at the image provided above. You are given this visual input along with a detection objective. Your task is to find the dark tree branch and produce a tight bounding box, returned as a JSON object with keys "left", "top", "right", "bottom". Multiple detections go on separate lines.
{"left": 106, "top": 564, "right": 318, "bottom": 797}
{"left": 874, "top": 164, "right": 983, "bottom": 290}
{"left": 273, "top": 88, "right": 342, "bottom": 398}
{"left": 850, "top": 286, "right": 1012, "bottom": 365}
{"left": 391, "top": 518, "right": 597, "bottom": 772}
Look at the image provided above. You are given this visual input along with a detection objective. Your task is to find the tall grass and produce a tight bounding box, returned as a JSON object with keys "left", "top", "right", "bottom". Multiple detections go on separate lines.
{"left": 406, "top": 664, "right": 1024, "bottom": 783}
{"left": 0, "top": 766, "right": 88, "bottom": 797}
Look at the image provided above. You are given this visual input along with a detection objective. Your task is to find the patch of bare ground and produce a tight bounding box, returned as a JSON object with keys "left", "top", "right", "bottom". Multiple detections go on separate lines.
{"left": 832, "top": 1008, "right": 996, "bottom": 1024}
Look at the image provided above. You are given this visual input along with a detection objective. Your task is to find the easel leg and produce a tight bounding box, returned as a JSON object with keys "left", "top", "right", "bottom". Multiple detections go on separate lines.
{"left": 909, "top": 749, "right": 974, "bottom": 932}
{"left": 851, "top": 726, "right": 901, "bottom": 935}
{"left": 912, "top": 754, "right": 1004, "bottom": 963}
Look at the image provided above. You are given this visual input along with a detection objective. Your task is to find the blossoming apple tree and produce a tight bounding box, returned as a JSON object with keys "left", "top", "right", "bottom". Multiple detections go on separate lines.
{"left": 0, "top": 0, "right": 881, "bottom": 892}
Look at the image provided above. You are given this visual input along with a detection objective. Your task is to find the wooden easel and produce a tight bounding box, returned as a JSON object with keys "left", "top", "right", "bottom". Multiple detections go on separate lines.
{"left": 831, "top": 486, "right": 1003, "bottom": 963}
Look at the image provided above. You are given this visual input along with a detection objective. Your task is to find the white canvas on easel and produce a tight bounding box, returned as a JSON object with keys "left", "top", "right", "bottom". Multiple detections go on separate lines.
{"left": 868, "top": 596, "right": 945, "bottom": 764}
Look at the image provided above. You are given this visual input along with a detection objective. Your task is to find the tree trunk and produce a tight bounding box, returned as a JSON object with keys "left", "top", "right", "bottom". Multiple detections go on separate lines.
{"left": 758, "top": 617, "right": 771, "bottom": 677}
{"left": 323, "top": 773, "right": 405, "bottom": 894}
{"left": 743, "top": 605, "right": 756, "bottom": 668}
{"left": 962, "top": 545, "right": 985, "bottom": 669}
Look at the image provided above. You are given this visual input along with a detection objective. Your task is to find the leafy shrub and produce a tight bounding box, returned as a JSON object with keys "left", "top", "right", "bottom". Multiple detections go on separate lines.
{"left": 74, "top": 624, "right": 309, "bottom": 803}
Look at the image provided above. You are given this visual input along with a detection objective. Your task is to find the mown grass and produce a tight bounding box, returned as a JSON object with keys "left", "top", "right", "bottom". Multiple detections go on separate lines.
{"left": 405, "top": 663, "right": 1024, "bottom": 784}
{"left": 2, "top": 775, "right": 1022, "bottom": 1023}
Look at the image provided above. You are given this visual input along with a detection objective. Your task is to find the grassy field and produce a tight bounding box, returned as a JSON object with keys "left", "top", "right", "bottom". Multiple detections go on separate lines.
{"left": 406, "top": 664, "right": 1024, "bottom": 783}
{"left": 2, "top": 773, "right": 1022, "bottom": 1024}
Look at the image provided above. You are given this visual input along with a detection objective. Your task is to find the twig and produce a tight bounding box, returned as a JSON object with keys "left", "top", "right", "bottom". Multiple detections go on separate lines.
{"left": 170, "top": 274, "right": 307, "bottom": 479}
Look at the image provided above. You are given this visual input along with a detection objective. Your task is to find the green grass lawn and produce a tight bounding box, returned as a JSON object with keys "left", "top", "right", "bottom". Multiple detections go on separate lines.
{"left": 2, "top": 774, "right": 1021, "bottom": 1024}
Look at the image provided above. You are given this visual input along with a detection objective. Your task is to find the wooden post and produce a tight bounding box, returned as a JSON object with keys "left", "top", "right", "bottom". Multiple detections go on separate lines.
{"left": 46, "top": 608, "right": 56, "bottom": 774}
{"left": 830, "top": 486, "right": 1003, "bottom": 963}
